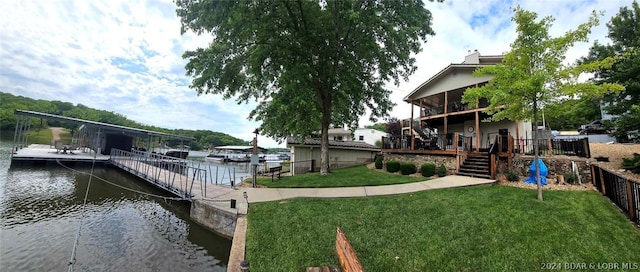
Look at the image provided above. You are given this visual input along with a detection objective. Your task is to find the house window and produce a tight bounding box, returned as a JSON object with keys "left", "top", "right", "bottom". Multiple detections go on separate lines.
{"left": 334, "top": 136, "right": 343, "bottom": 141}
{"left": 359, "top": 136, "right": 364, "bottom": 141}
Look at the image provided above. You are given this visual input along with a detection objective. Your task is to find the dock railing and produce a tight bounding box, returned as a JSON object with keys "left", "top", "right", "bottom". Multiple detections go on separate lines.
{"left": 110, "top": 149, "right": 203, "bottom": 199}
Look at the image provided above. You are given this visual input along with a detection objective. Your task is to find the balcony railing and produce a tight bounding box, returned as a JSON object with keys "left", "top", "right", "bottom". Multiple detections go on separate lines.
{"left": 382, "top": 133, "right": 473, "bottom": 152}
{"left": 419, "top": 99, "right": 489, "bottom": 117}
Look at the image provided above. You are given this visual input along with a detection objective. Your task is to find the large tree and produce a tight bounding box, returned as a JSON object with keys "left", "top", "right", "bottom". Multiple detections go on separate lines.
{"left": 543, "top": 96, "right": 601, "bottom": 131}
{"left": 176, "top": 0, "right": 437, "bottom": 175}
{"left": 462, "top": 7, "right": 623, "bottom": 201}
{"left": 582, "top": 1, "right": 640, "bottom": 141}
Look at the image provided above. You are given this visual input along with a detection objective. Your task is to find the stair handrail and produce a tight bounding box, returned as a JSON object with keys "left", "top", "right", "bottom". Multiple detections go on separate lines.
{"left": 488, "top": 135, "right": 499, "bottom": 155}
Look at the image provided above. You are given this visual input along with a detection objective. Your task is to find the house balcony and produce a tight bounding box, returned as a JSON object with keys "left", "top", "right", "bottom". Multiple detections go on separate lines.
{"left": 419, "top": 98, "right": 489, "bottom": 119}
{"left": 381, "top": 133, "right": 474, "bottom": 156}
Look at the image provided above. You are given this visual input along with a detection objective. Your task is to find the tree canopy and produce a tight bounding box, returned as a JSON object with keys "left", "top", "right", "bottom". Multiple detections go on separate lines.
{"left": 543, "top": 96, "right": 601, "bottom": 131}
{"left": 0, "top": 92, "right": 247, "bottom": 149}
{"left": 176, "top": 0, "right": 437, "bottom": 174}
{"left": 462, "top": 7, "right": 624, "bottom": 200}
{"left": 364, "top": 122, "right": 387, "bottom": 133}
{"left": 581, "top": 1, "right": 640, "bottom": 141}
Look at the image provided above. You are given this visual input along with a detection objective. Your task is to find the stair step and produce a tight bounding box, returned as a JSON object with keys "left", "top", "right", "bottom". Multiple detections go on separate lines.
{"left": 466, "top": 156, "right": 488, "bottom": 159}
{"left": 460, "top": 153, "right": 491, "bottom": 179}
{"left": 462, "top": 160, "right": 489, "bottom": 165}
{"left": 459, "top": 168, "right": 490, "bottom": 174}
{"left": 460, "top": 167, "right": 489, "bottom": 172}
{"left": 463, "top": 160, "right": 489, "bottom": 164}
{"left": 458, "top": 172, "right": 492, "bottom": 179}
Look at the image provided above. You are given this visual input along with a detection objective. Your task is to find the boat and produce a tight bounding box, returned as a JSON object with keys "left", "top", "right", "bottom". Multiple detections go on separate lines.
{"left": 205, "top": 145, "right": 267, "bottom": 163}
{"left": 164, "top": 150, "right": 189, "bottom": 159}
{"left": 205, "top": 153, "right": 229, "bottom": 162}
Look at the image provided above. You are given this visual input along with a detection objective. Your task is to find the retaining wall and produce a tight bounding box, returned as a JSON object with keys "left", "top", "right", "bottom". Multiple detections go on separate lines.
{"left": 382, "top": 154, "right": 457, "bottom": 173}
{"left": 190, "top": 200, "right": 237, "bottom": 239}
{"left": 499, "top": 155, "right": 593, "bottom": 183}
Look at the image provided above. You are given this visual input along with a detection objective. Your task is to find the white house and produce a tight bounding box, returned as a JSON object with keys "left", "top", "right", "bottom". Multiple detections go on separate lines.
{"left": 328, "top": 128, "right": 352, "bottom": 141}
{"left": 354, "top": 128, "right": 387, "bottom": 147}
{"left": 287, "top": 137, "right": 380, "bottom": 175}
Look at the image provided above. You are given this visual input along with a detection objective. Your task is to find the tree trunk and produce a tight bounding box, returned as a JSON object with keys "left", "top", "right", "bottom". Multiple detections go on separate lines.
{"left": 320, "top": 100, "right": 331, "bottom": 175}
{"left": 533, "top": 97, "right": 543, "bottom": 201}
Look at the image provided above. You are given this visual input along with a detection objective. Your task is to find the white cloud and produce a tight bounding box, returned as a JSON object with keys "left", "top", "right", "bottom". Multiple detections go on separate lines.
{"left": 0, "top": 0, "right": 634, "bottom": 148}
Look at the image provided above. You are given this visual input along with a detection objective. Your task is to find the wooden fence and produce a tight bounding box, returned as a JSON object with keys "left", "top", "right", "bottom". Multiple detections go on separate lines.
{"left": 591, "top": 164, "right": 640, "bottom": 226}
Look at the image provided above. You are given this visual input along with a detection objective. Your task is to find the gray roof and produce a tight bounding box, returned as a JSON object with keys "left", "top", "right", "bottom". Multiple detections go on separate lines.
{"left": 287, "top": 138, "right": 380, "bottom": 151}
{"left": 327, "top": 128, "right": 352, "bottom": 134}
{"left": 15, "top": 109, "right": 194, "bottom": 141}
{"left": 403, "top": 55, "right": 504, "bottom": 102}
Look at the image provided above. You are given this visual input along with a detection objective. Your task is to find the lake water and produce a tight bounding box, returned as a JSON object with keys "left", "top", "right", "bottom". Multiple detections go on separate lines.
{"left": 0, "top": 134, "right": 231, "bottom": 271}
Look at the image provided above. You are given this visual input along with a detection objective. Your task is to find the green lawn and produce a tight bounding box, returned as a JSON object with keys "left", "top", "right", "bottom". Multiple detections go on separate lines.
{"left": 255, "top": 165, "right": 426, "bottom": 188}
{"left": 27, "top": 128, "right": 54, "bottom": 144}
{"left": 246, "top": 185, "right": 640, "bottom": 272}
{"left": 25, "top": 127, "right": 71, "bottom": 145}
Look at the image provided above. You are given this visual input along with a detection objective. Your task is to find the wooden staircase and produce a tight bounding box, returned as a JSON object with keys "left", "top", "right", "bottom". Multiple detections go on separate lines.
{"left": 458, "top": 153, "right": 492, "bottom": 179}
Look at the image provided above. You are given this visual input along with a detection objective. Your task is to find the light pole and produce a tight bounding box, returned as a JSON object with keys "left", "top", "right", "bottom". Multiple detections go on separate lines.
{"left": 252, "top": 129, "right": 259, "bottom": 188}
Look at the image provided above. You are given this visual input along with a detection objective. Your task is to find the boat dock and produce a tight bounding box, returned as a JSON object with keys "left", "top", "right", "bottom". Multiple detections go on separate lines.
{"left": 10, "top": 109, "right": 243, "bottom": 239}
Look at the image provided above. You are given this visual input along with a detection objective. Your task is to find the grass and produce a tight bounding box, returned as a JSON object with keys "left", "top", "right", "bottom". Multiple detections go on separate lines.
{"left": 27, "top": 128, "right": 54, "bottom": 144}
{"left": 24, "top": 127, "right": 72, "bottom": 145}
{"left": 246, "top": 185, "right": 640, "bottom": 271}
{"left": 254, "top": 165, "right": 426, "bottom": 188}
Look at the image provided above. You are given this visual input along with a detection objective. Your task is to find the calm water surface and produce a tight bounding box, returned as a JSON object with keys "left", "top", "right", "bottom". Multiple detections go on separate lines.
{"left": 0, "top": 135, "right": 231, "bottom": 271}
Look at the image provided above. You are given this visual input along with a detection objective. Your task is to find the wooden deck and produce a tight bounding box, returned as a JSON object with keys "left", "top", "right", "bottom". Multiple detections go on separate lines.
{"left": 381, "top": 148, "right": 458, "bottom": 156}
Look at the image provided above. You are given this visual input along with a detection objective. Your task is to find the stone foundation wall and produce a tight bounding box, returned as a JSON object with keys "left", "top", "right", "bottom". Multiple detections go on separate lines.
{"left": 499, "top": 155, "right": 592, "bottom": 183}
{"left": 383, "top": 154, "right": 457, "bottom": 174}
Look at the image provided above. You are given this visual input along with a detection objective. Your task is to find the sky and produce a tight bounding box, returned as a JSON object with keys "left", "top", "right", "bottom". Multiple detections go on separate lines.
{"left": 0, "top": 0, "right": 634, "bottom": 148}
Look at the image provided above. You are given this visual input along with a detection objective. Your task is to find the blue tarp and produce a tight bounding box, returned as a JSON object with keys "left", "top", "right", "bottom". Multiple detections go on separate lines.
{"left": 524, "top": 158, "right": 548, "bottom": 186}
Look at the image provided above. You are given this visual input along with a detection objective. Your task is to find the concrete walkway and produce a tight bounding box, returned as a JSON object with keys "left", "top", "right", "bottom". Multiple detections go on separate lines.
{"left": 202, "top": 175, "right": 496, "bottom": 214}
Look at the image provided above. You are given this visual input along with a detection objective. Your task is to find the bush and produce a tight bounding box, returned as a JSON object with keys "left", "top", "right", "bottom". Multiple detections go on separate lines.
{"left": 622, "top": 153, "right": 640, "bottom": 174}
{"left": 386, "top": 160, "right": 400, "bottom": 173}
{"left": 420, "top": 163, "right": 436, "bottom": 177}
{"left": 375, "top": 156, "right": 384, "bottom": 169}
{"left": 506, "top": 170, "right": 519, "bottom": 182}
{"left": 564, "top": 172, "right": 579, "bottom": 184}
{"left": 400, "top": 162, "right": 417, "bottom": 175}
{"left": 437, "top": 164, "right": 447, "bottom": 177}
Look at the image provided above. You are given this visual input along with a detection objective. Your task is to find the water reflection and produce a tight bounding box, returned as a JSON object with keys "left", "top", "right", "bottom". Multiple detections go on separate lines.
{"left": 0, "top": 138, "right": 231, "bottom": 271}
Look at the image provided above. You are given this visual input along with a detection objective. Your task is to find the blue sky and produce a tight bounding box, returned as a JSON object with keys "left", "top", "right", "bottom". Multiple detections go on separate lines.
{"left": 0, "top": 0, "right": 633, "bottom": 147}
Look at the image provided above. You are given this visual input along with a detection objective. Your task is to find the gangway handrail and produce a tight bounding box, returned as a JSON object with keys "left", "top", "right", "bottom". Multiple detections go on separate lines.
{"left": 109, "top": 148, "right": 202, "bottom": 199}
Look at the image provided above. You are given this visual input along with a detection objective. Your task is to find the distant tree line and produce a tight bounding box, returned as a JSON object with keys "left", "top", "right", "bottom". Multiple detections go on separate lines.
{"left": 0, "top": 92, "right": 248, "bottom": 150}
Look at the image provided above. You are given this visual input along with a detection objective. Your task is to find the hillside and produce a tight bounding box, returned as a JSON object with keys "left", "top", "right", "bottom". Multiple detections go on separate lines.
{"left": 0, "top": 92, "right": 248, "bottom": 150}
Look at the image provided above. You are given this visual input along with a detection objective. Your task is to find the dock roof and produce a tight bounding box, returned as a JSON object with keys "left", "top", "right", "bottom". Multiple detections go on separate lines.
{"left": 15, "top": 109, "right": 195, "bottom": 141}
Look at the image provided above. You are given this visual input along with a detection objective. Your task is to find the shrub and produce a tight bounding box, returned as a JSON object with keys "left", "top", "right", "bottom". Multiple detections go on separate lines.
{"left": 622, "top": 153, "right": 640, "bottom": 174}
{"left": 400, "top": 162, "right": 417, "bottom": 175}
{"left": 374, "top": 156, "right": 384, "bottom": 169}
{"left": 386, "top": 160, "right": 400, "bottom": 173}
{"left": 420, "top": 163, "right": 436, "bottom": 177}
{"left": 506, "top": 170, "right": 519, "bottom": 182}
{"left": 564, "top": 172, "right": 579, "bottom": 184}
{"left": 437, "top": 164, "right": 447, "bottom": 177}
